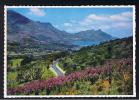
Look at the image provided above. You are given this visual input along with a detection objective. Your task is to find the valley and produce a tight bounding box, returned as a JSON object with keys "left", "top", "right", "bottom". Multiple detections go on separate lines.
{"left": 7, "top": 9, "right": 133, "bottom": 95}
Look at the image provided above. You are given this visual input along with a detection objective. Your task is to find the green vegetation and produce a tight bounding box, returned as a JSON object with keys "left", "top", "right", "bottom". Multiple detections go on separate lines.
{"left": 7, "top": 72, "right": 18, "bottom": 88}
{"left": 7, "top": 51, "right": 68, "bottom": 88}
{"left": 7, "top": 41, "right": 74, "bottom": 57}
{"left": 7, "top": 10, "right": 133, "bottom": 95}
{"left": 7, "top": 57, "right": 55, "bottom": 88}
{"left": 7, "top": 36, "right": 133, "bottom": 95}
{"left": 9, "top": 59, "right": 22, "bottom": 67}
{"left": 59, "top": 37, "right": 133, "bottom": 74}
{"left": 8, "top": 58, "right": 133, "bottom": 95}
{"left": 17, "top": 60, "right": 55, "bottom": 83}
{"left": 41, "top": 68, "right": 55, "bottom": 80}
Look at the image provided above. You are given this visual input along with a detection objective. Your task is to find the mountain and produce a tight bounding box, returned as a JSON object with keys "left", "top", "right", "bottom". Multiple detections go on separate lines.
{"left": 7, "top": 10, "right": 72, "bottom": 44}
{"left": 7, "top": 10, "right": 115, "bottom": 51}
{"left": 74, "top": 29, "right": 113, "bottom": 41}
{"left": 72, "top": 29, "right": 114, "bottom": 46}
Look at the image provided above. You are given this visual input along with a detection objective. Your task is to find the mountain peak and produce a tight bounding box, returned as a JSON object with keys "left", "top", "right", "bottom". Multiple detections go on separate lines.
{"left": 7, "top": 10, "right": 31, "bottom": 24}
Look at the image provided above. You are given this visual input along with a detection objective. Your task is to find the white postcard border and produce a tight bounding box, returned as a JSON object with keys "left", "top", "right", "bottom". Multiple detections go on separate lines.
{"left": 4, "top": 5, "right": 136, "bottom": 98}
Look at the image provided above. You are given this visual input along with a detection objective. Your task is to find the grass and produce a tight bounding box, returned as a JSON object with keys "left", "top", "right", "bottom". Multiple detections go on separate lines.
{"left": 7, "top": 72, "right": 17, "bottom": 81}
{"left": 56, "top": 62, "right": 66, "bottom": 74}
{"left": 38, "top": 61, "right": 56, "bottom": 80}
{"left": 58, "top": 61, "right": 66, "bottom": 73}
{"left": 9, "top": 59, "right": 23, "bottom": 68}
{"left": 7, "top": 72, "right": 18, "bottom": 88}
{"left": 41, "top": 66, "right": 56, "bottom": 80}
{"left": 7, "top": 58, "right": 21, "bottom": 88}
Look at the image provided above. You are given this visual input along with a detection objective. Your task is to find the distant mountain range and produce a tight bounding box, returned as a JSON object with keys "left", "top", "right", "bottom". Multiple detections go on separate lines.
{"left": 7, "top": 10, "right": 115, "bottom": 50}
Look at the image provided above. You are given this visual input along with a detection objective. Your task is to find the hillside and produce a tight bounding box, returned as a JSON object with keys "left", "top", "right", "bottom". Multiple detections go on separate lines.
{"left": 8, "top": 57, "right": 133, "bottom": 95}
{"left": 58, "top": 36, "right": 133, "bottom": 74}
{"left": 7, "top": 10, "right": 72, "bottom": 44}
{"left": 7, "top": 36, "right": 133, "bottom": 95}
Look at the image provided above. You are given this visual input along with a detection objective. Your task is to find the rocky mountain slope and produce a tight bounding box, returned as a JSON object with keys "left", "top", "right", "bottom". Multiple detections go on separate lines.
{"left": 7, "top": 10, "right": 115, "bottom": 50}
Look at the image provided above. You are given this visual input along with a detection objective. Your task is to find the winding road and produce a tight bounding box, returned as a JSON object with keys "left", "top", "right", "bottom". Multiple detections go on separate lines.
{"left": 50, "top": 61, "right": 65, "bottom": 76}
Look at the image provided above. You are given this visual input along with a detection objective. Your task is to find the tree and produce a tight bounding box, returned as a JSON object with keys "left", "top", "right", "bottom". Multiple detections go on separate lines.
{"left": 106, "top": 45, "right": 112, "bottom": 59}
{"left": 17, "top": 61, "right": 45, "bottom": 83}
{"left": 21, "top": 55, "right": 33, "bottom": 66}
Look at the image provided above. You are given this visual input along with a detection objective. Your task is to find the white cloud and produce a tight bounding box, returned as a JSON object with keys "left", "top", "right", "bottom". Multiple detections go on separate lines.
{"left": 28, "top": 8, "right": 46, "bottom": 16}
{"left": 87, "top": 14, "right": 108, "bottom": 21}
{"left": 64, "top": 23, "right": 72, "bottom": 27}
{"left": 110, "top": 12, "right": 132, "bottom": 21}
{"left": 98, "top": 22, "right": 130, "bottom": 31}
{"left": 121, "top": 12, "right": 132, "bottom": 17}
{"left": 81, "top": 11, "right": 132, "bottom": 26}
{"left": 112, "top": 22, "right": 128, "bottom": 28}
{"left": 79, "top": 11, "right": 133, "bottom": 31}
{"left": 80, "top": 14, "right": 108, "bottom": 26}
{"left": 83, "top": 14, "right": 108, "bottom": 25}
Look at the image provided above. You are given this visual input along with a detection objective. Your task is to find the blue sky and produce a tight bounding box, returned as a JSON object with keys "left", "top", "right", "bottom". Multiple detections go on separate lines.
{"left": 8, "top": 7, "right": 133, "bottom": 38}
